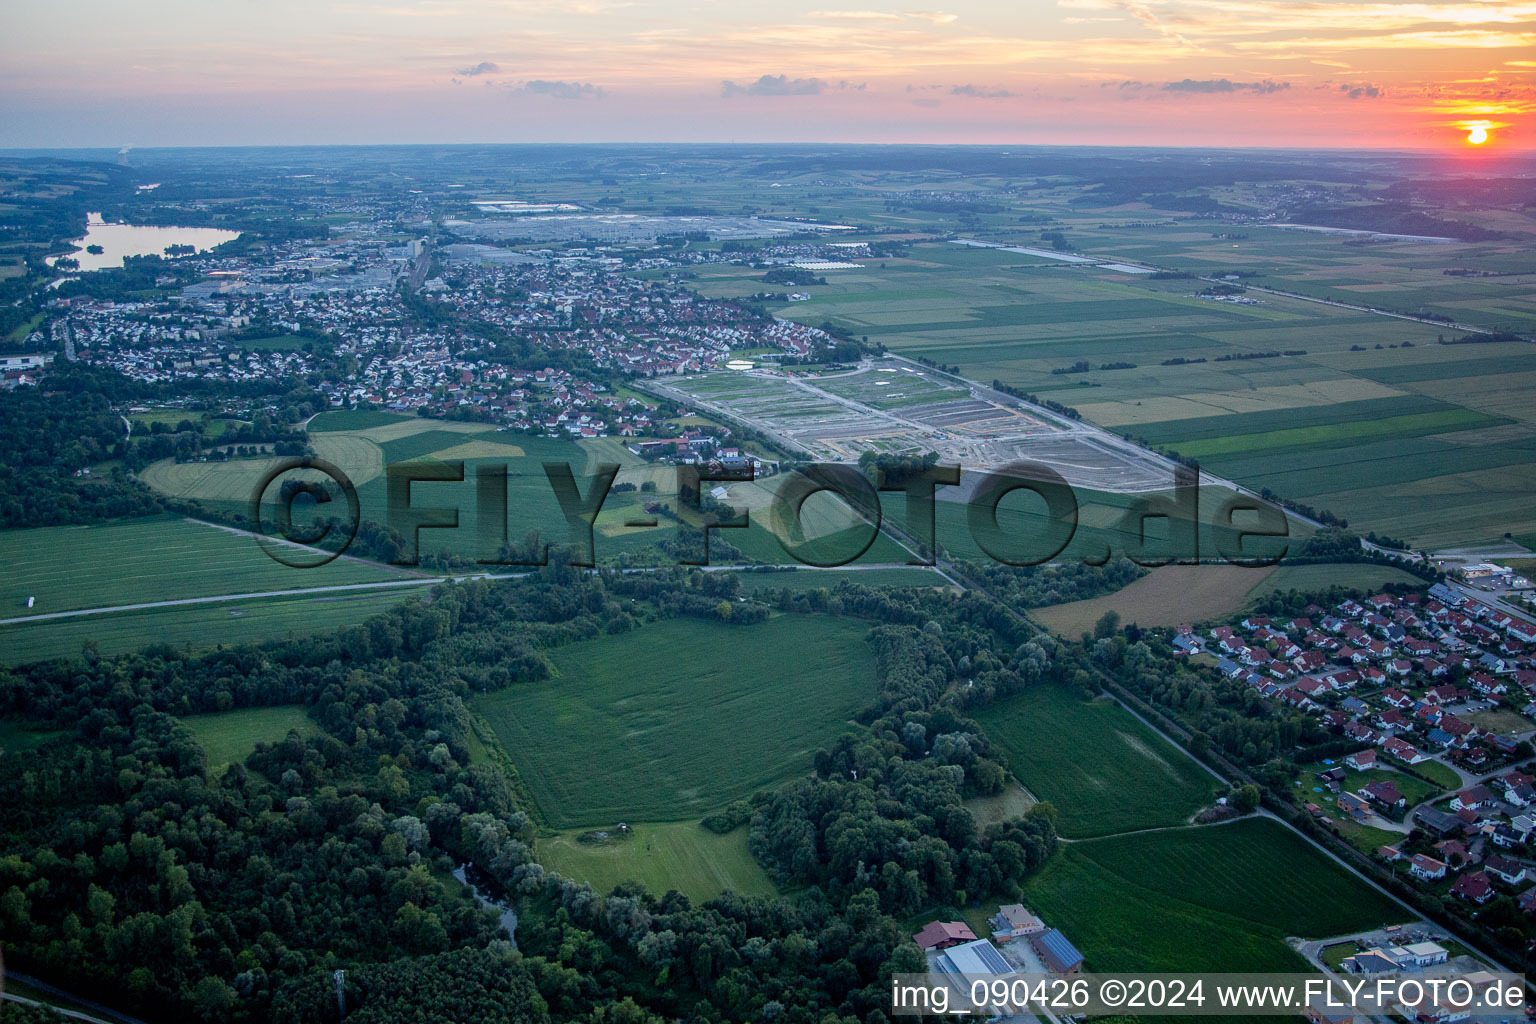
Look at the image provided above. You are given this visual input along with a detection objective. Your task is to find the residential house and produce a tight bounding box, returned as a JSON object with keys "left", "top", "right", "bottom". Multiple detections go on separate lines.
{"left": 1338, "top": 792, "right": 1371, "bottom": 820}
{"left": 1410, "top": 854, "right": 1448, "bottom": 880}
{"left": 1449, "top": 870, "right": 1494, "bottom": 903}
{"left": 1345, "top": 749, "right": 1377, "bottom": 771}
{"left": 1362, "top": 781, "right": 1406, "bottom": 810}
{"left": 1485, "top": 855, "right": 1527, "bottom": 886}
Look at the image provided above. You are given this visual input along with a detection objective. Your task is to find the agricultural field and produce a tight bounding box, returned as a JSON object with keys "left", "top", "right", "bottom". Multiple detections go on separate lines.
{"left": 0, "top": 587, "right": 425, "bottom": 665}
{"left": 0, "top": 516, "right": 414, "bottom": 618}
{"left": 473, "top": 614, "right": 874, "bottom": 828}
{"left": 179, "top": 705, "right": 323, "bottom": 770}
{"left": 144, "top": 411, "right": 692, "bottom": 564}
{"left": 1255, "top": 562, "right": 1428, "bottom": 597}
{"left": 1029, "top": 559, "right": 1428, "bottom": 637}
{"left": 931, "top": 473, "right": 1301, "bottom": 568}
{"left": 973, "top": 684, "right": 1216, "bottom": 837}
{"left": 1030, "top": 563, "right": 1279, "bottom": 636}
{"left": 535, "top": 822, "right": 776, "bottom": 902}
{"left": 712, "top": 232, "right": 1536, "bottom": 549}
{"left": 1021, "top": 818, "right": 1411, "bottom": 972}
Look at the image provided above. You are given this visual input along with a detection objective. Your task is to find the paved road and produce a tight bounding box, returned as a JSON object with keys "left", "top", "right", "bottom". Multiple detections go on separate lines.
{"left": 1229, "top": 280, "right": 1494, "bottom": 335}
{"left": 2, "top": 562, "right": 947, "bottom": 626}
{"left": 0, "top": 573, "right": 529, "bottom": 625}
{"left": 3, "top": 970, "right": 152, "bottom": 1024}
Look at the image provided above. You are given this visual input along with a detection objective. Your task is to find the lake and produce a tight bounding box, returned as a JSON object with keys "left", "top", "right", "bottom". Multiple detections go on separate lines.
{"left": 48, "top": 213, "right": 240, "bottom": 272}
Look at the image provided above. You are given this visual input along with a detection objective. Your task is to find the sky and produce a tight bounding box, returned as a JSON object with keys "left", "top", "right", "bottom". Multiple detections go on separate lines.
{"left": 2, "top": 0, "right": 1533, "bottom": 150}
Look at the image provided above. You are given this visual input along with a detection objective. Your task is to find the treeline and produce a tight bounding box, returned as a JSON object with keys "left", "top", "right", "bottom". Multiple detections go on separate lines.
{"left": 0, "top": 363, "right": 343, "bottom": 526}
{"left": 1052, "top": 360, "right": 1136, "bottom": 375}
{"left": 991, "top": 379, "right": 1082, "bottom": 420}
{"left": 1282, "top": 527, "right": 1441, "bottom": 582}
{"left": 1212, "top": 350, "right": 1306, "bottom": 362}
{"left": 1439, "top": 331, "right": 1528, "bottom": 345}
{"left": 963, "top": 557, "right": 1144, "bottom": 613}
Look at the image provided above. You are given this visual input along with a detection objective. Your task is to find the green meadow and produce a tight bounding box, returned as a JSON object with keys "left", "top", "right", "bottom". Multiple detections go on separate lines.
{"left": 536, "top": 822, "right": 776, "bottom": 902}
{"left": 180, "top": 705, "right": 324, "bottom": 770}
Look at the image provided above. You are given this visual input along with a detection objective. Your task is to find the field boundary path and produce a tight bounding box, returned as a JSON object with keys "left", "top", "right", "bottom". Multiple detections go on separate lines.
{"left": 2, "top": 970, "right": 153, "bottom": 1024}
{"left": 1, "top": 561, "right": 939, "bottom": 626}
{"left": 0, "top": 574, "right": 527, "bottom": 625}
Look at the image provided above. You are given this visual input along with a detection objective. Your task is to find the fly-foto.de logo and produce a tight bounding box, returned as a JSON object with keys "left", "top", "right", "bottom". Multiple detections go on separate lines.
{"left": 247, "top": 458, "right": 1289, "bottom": 570}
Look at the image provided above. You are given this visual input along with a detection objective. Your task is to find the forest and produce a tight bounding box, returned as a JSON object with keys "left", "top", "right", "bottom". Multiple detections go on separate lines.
{"left": 0, "top": 561, "right": 1062, "bottom": 1023}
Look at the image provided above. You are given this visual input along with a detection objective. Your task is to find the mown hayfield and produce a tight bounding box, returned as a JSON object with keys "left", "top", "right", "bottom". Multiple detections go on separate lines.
{"left": 1021, "top": 818, "right": 1410, "bottom": 972}
{"left": 140, "top": 431, "right": 387, "bottom": 499}
{"left": 536, "top": 822, "right": 776, "bottom": 902}
{"left": 474, "top": 615, "right": 874, "bottom": 828}
{"left": 1031, "top": 563, "right": 1277, "bottom": 636}
{"left": 963, "top": 779, "right": 1037, "bottom": 826}
{"left": 0, "top": 517, "right": 412, "bottom": 617}
{"left": 181, "top": 705, "right": 323, "bottom": 769}
{"left": 0, "top": 588, "right": 424, "bottom": 666}
{"left": 973, "top": 684, "right": 1216, "bottom": 837}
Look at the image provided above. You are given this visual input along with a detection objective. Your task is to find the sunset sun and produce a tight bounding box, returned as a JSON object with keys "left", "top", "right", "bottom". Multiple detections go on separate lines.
{"left": 1467, "top": 125, "right": 1488, "bottom": 144}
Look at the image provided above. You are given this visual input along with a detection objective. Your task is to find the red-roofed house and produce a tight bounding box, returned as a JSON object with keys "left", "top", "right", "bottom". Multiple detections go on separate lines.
{"left": 912, "top": 921, "right": 978, "bottom": 950}
{"left": 1345, "top": 749, "right": 1378, "bottom": 771}
{"left": 1450, "top": 871, "right": 1494, "bottom": 904}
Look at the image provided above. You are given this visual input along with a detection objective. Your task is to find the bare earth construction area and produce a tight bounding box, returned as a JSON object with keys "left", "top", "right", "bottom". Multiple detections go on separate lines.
{"left": 646, "top": 355, "right": 1177, "bottom": 493}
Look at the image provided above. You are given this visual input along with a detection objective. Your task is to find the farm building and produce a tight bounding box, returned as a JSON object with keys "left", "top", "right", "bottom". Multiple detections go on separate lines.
{"left": 989, "top": 904, "right": 1045, "bottom": 941}
{"left": 912, "top": 920, "right": 977, "bottom": 951}
{"left": 1031, "top": 928, "right": 1085, "bottom": 974}
{"left": 934, "top": 937, "right": 1014, "bottom": 976}
{"left": 932, "top": 939, "right": 1024, "bottom": 1012}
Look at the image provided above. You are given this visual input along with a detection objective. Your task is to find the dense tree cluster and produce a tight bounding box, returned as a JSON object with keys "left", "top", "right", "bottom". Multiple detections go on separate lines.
{"left": 963, "top": 557, "right": 1143, "bottom": 611}
{"left": 0, "top": 365, "right": 162, "bottom": 526}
